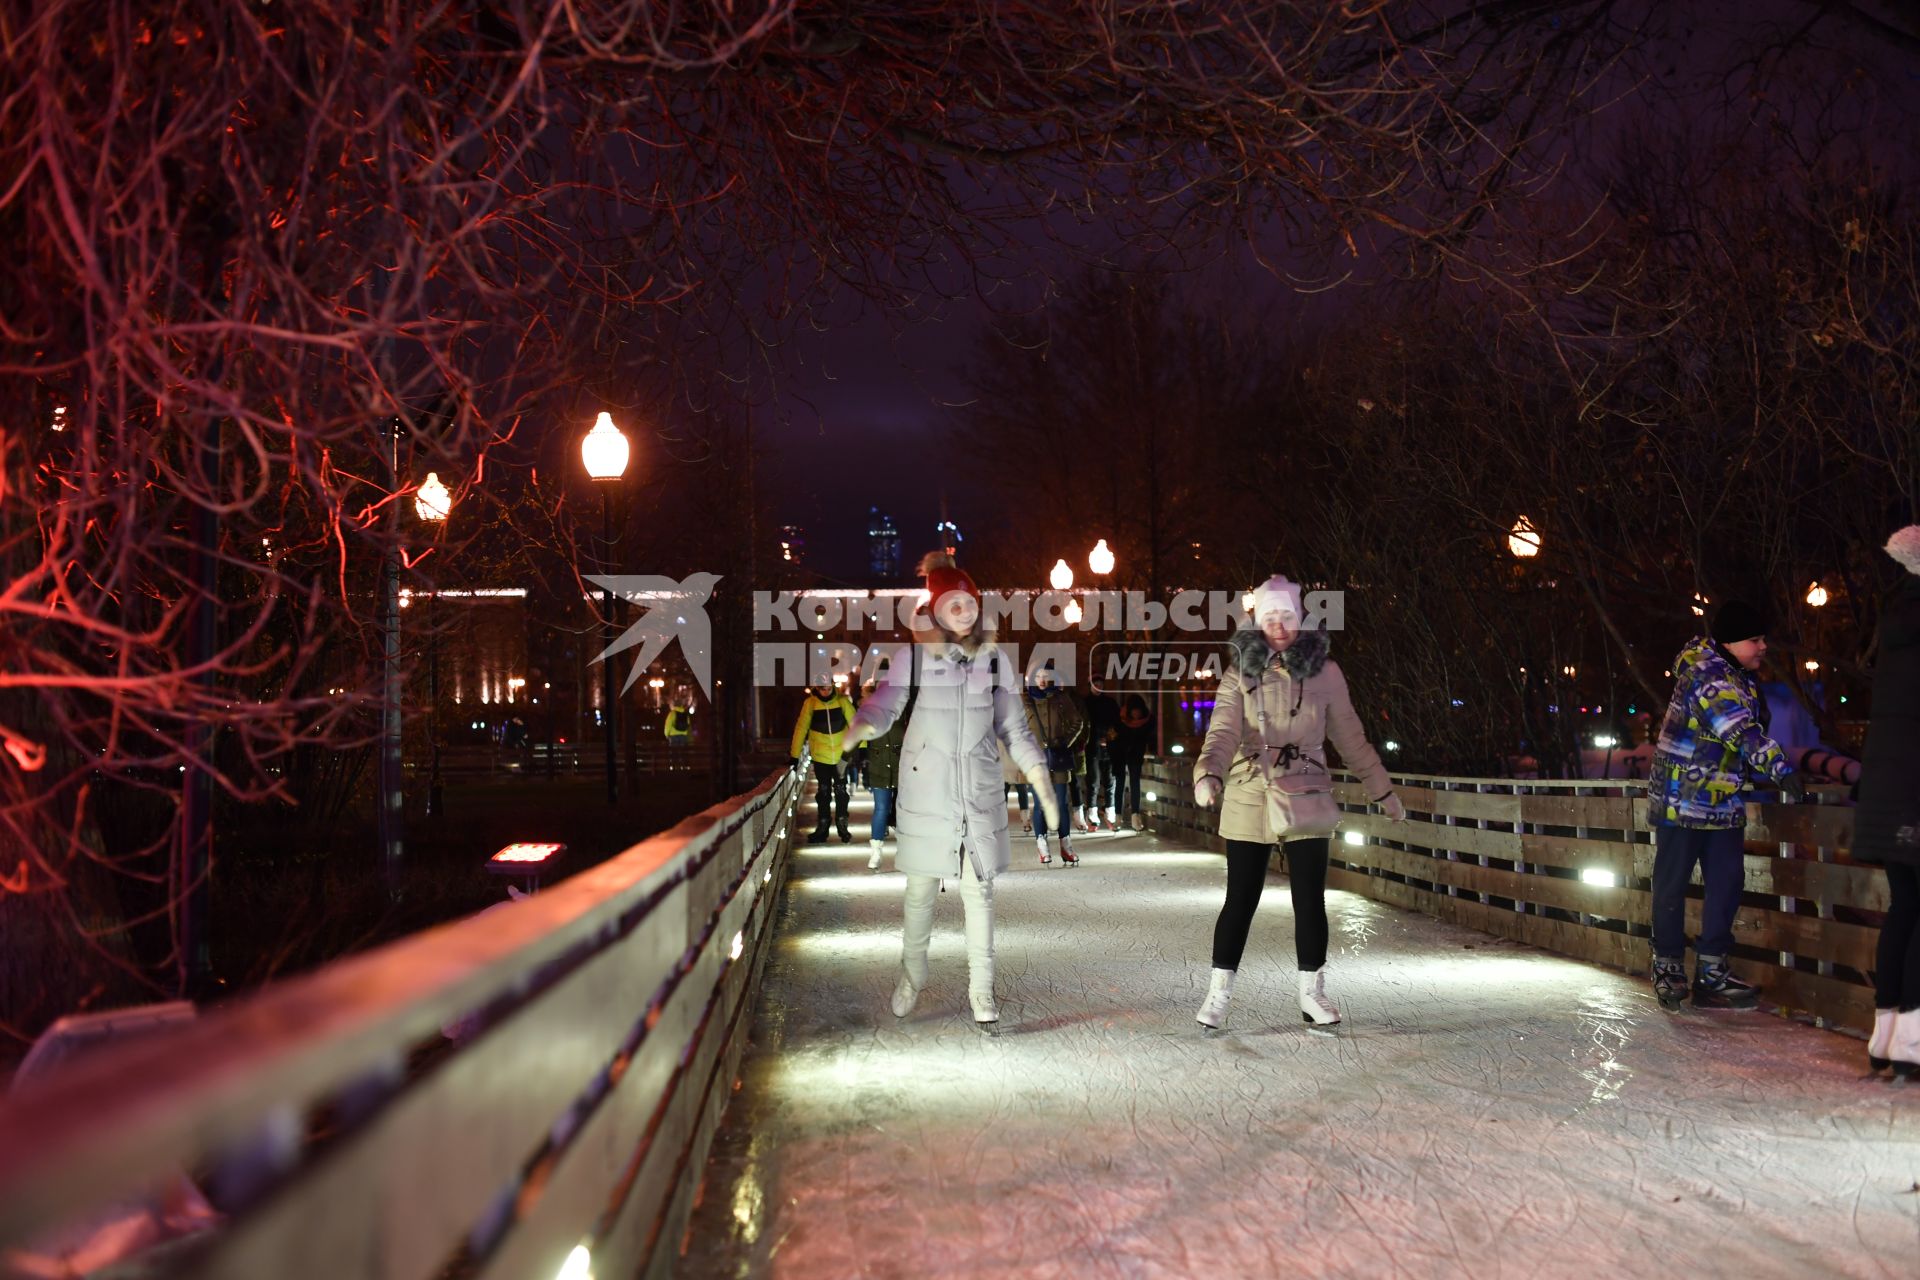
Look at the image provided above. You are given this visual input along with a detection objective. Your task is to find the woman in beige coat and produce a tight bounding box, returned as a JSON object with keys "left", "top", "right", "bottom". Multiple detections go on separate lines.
{"left": 1191, "top": 575, "right": 1405, "bottom": 1029}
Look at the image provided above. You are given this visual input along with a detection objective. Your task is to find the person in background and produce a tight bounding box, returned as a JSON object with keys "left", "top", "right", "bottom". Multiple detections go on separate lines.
{"left": 1023, "top": 665, "right": 1087, "bottom": 866}
{"left": 1853, "top": 526, "right": 1920, "bottom": 1074}
{"left": 663, "top": 698, "right": 692, "bottom": 766}
{"left": 1000, "top": 738, "right": 1033, "bottom": 833}
{"left": 1111, "top": 693, "right": 1154, "bottom": 830}
{"left": 1646, "top": 599, "right": 1804, "bottom": 1011}
{"left": 789, "top": 675, "right": 856, "bottom": 844}
{"left": 1083, "top": 688, "right": 1121, "bottom": 830}
{"left": 1191, "top": 575, "right": 1404, "bottom": 1029}
{"left": 860, "top": 673, "right": 907, "bottom": 871}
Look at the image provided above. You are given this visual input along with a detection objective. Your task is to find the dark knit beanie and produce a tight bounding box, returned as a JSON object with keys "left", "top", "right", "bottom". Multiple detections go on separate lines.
{"left": 1710, "top": 599, "right": 1768, "bottom": 644}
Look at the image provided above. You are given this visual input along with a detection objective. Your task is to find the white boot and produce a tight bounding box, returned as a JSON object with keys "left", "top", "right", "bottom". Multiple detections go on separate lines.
{"left": 1869, "top": 1008, "right": 1897, "bottom": 1071}
{"left": 960, "top": 862, "right": 998, "bottom": 1023}
{"left": 1890, "top": 1009, "right": 1920, "bottom": 1077}
{"left": 1299, "top": 969, "right": 1341, "bottom": 1025}
{"left": 1196, "top": 967, "right": 1235, "bottom": 1029}
{"left": 1129, "top": 812, "right": 1144, "bottom": 831}
{"left": 867, "top": 839, "right": 883, "bottom": 871}
{"left": 1036, "top": 834, "right": 1052, "bottom": 865}
{"left": 893, "top": 876, "right": 936, "bottom": 1017}
{"left": 1103, "top": 806, "right": 1119, "bottom": 830}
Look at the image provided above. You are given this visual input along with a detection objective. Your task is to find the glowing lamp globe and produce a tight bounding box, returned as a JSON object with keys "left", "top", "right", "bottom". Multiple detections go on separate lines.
{"left": 1064, "top": 598, "right": 1084, "bottom": 625}
{"left": 415, "top": 471, "right": 452, "bottom": 523}
{"left": 1048, "top": 559, "right": 1074, "bottom": 591}
{"left": 1088, "top": 539, "right": 1115, "bottom": 575}
{"left": 581, "top": 411, "right": 630, "bottom": 481}
{"left": 1507, "top": 516, "right": 1541, "bottom": 559}
{"left": 1805, "top": 582, "right": 1828, "bottom": 608}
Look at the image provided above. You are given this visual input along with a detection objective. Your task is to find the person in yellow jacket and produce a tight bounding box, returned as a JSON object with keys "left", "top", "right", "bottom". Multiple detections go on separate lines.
{"left": 663, "top": 701, "right": 693, "bottom": 770}
{"left": 790, "top": 676, "right": 856, "bottom": 843}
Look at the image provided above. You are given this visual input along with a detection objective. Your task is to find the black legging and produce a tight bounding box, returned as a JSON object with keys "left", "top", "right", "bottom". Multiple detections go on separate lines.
{"left": 1212, "top": 837, "right": 1331, "bottom": 971}
{"left": 1112, "top": 754, "right": 1143, "bottom": 815}
{"left": 1876, "top": 864, "right": 1920, "bottom": 1011}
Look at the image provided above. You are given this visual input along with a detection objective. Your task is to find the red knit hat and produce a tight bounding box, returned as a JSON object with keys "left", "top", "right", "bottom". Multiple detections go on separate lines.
{"left": 919, "top": 550, "right": 980, "bottom": 604}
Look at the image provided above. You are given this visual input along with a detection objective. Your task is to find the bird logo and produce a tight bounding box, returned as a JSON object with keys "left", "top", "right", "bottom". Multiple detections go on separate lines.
{"left": 587, "top": 572, "right": 722, "bottom": 697}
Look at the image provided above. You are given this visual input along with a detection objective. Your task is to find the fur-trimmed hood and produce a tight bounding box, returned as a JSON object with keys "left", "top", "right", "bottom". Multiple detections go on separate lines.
{"left": 1229, "top": 624, "right": 1330, "bottom": 683}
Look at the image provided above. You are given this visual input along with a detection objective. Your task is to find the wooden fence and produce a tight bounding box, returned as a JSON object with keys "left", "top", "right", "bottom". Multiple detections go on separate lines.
{"left": 1142, "top": 761, "right": 1880, "bottom": 1032}
{"left": 0, "top": 766, "right": 805, "bottom": 1280}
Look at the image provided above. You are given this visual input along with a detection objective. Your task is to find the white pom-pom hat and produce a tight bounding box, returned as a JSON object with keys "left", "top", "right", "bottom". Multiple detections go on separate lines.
{"left": 1887, "top": 525, "right": 1920, "bottom": 576}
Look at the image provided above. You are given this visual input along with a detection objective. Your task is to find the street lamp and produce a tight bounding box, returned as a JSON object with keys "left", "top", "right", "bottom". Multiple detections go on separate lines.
{"left": 1806, "top": 582, "right": 1829, "bottom": 608}
{"left": 1088, "top": 539, "right": 1115, "bottom": 576}
{"left": 1049, "top": 558, "right": 1074, "bottom": 591}
{"left": 583, "top": 412, "right": 629, "bottom": 806}
{"left": 414, "top": 474, "right": 451, "bottom": 820}
{"left": 1064, "top": 598, "right": 1084, "bottom": 626}
{"left": 1507, "top": 516, "right": 1541, "bottom": 558}
{"left": 415, "top": 471, "right": 452, "bottom": 523}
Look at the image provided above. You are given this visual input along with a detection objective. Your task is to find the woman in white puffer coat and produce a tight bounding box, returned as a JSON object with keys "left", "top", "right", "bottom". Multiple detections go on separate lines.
{"left": 845, "top": 553, "right": 1059, "bottom": 1024}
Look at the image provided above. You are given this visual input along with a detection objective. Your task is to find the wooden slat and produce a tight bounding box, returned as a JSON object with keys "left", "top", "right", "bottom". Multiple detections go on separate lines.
{"left": 1519, "top": 791, "right": 1642, "bottom": 832}
{"left": 1392, "top": 784, "right": 1522, "bottom": 823}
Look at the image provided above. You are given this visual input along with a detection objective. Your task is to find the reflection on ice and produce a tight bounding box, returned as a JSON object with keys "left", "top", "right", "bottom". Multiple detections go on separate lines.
{"left": 687, "top": 819, "right": 1918, "bottom": 1280}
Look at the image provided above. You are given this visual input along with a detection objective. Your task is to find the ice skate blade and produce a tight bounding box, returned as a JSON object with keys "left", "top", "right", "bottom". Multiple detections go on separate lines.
{"left": 1300, "top": 1012, "right": 1342, "bottom": 1027}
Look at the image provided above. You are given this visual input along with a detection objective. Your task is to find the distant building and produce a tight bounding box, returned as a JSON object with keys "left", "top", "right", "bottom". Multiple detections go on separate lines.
{"left": 868, "top": 508, "right": 901, "bottom": 580}
{"left": 777, "top": 524, "right": 806, "bottom": 566}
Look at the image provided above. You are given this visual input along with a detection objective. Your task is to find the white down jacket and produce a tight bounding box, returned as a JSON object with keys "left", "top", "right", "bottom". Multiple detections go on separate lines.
{"left": 849, "top": 640, "right": 1047, "bottom": 880}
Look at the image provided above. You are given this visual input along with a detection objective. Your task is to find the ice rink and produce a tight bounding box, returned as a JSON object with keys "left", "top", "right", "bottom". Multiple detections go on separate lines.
{"left": 680, "top": 797, "right": 1920, "bottom": 1279}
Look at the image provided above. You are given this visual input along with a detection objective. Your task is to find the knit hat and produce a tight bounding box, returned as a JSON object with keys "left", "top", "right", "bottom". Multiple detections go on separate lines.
{"left": 1710, "top": 599, "right": 1768, "bottom": 644}
{"left": 917, "top": 550, "right": 980, "bottom": 631}
{"left": 1252, "top": 574, "right": 1303, "bottom": 624}
{"left": 1887, "top": 525, "right": 1920, "bottom": 575}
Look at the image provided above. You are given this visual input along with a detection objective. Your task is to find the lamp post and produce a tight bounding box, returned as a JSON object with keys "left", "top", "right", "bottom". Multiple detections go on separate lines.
{"left": 415, "top": 472, "right": 451, "bottom": 818}
{"left": 1088, "top": 539, "right": 1115, "bottom": 576}
{"left": 1507, "top": 516, "right": 1541, "bottom": 559}
{"left": 1048, "top": 558, "right": 1074, "bottom": 591}
{"left": 582, "top": 412, "right": 630, "bottom": 806}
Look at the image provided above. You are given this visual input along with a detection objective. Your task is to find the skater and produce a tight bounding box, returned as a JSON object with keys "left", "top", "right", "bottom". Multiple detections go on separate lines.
{"left": 1646, "top": 599, "right": 1804, "bottom": 1011}
{"left": 1084, "top": 688, "right": 1121, "bottom": 830}
{"left": 860, "top": 674, "right": 907, "bottom": 871}
{"left": 1112, "top": 694, "right": 1154, "bottom": 830}
{"left": 844, "top": 552, "right": 1059, "bottom": 1024}
{"left": 999, "top": 738, "right": 1033, "bottom": 833}
{"left": 789, "top": 675, "right": 856, "bottom": 844}
{"left": 1852, "top": 526, "right": 1920, "bottom": 1073}
{"left": 1191, "top": 575, "right": 1404, "bottom": 1029}
{"left": 1023, "top": 664, "right": 1087, "bottom": 866}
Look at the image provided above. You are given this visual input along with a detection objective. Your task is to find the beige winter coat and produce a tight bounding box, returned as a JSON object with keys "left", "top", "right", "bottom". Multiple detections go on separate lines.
{"left": 1193, "top": 645, "right": 1395, "bottom": 844}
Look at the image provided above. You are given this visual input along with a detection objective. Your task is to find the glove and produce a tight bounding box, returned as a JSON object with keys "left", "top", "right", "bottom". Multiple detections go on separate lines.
{"left": 1194, "top": 775, "right": 1223, "bottom": 808}
{"left": 1025, "top": 763, "right": 1063, "bottom": 832}
{"left": 1778, "top": 771, "right": 1806, "bottom": 802}
{"left": 1379, "top": 792, "right": 1407, "bottom": 822}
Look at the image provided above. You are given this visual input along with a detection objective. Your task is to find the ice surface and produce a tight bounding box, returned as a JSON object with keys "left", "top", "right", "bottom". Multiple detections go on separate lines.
{"left": 679, "top": 794, "right": 1920, "bottom": 1279}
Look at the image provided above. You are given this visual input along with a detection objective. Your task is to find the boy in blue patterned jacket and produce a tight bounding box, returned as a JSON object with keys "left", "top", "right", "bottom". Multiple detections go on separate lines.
{"left": 1647, "top": 600, "right": 1804, "bottom": 1010}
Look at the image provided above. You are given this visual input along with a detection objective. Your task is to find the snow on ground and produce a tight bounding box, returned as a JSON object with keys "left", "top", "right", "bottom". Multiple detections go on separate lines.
{"left": 678, "top": 795, "right": 1920, "bottom": 1280}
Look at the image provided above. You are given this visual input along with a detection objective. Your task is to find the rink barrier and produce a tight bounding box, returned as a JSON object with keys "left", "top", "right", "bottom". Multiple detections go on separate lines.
{"left": 1143, "top": 762, "right": 1878, "bottom": 1032}
{"left": 0, "top": 765, "right": 807, "bottom": 1280}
